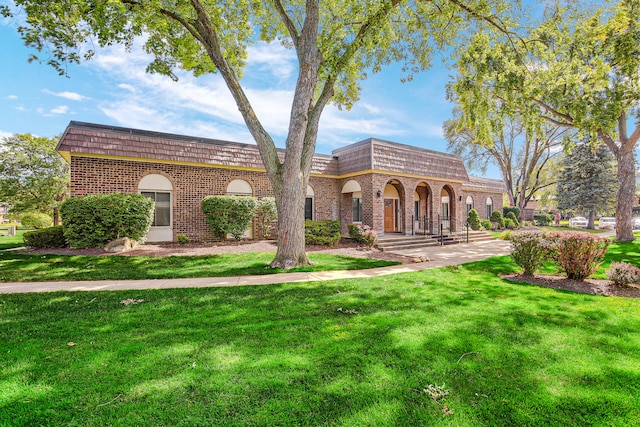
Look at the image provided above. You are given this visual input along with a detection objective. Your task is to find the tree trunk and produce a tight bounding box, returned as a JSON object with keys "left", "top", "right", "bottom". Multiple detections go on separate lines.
{"left": 270, "top": 172, "right": 311, "bottom": 269}
{"left": 614, "top": 146, "right": 635, "bottom": 241}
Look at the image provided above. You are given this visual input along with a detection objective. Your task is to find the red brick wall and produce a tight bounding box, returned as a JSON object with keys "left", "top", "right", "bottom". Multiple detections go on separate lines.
{"left": 70, "top": 157, "right": 340, "bottom": 241}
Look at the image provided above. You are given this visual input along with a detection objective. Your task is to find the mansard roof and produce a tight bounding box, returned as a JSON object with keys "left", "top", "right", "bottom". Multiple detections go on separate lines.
{"left": 332, "top": 138, "right": 469, "bottom": 182}
{"left": 57, "top": 121, "right": 338, "bottom": 175}
{"left": 57, "top": 121, "right": 503, "bottom": 193}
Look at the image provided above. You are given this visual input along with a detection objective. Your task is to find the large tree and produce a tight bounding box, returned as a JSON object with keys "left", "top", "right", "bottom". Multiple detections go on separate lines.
{"left": 444, "top": 114, "right": 568, "bottom": 211}
{"left": 3, "top": 0, "right": 517, "bottom": 268}
{"left": 556, "top": 142, "right": 618, "bottom": 229}
{"left": 448, "top": 0, "right": 640, "bottom": 241}
{"left": 0, "top": 134, "right": 70, "bottom": 222}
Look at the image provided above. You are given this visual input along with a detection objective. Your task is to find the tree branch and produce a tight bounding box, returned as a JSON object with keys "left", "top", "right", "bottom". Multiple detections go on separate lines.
{"left": 272, "top": 0, "right": 300, "bottom": 50}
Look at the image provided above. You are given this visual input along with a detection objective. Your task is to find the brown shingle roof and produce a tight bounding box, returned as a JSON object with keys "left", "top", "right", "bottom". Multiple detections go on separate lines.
{"left": 463, "top": 175, "right": 507, "bottom": 193}
{"left": 333, "top": 138, "right": 469, "bottom": 181}
{"left": 57, "top": 121, "right": 338, "bottom": 175}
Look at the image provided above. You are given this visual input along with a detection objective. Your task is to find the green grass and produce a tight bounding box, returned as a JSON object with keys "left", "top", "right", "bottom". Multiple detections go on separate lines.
{"left": 0, "top": 252, "right": 399, "bottom": 282}
{"left": 1, "top": 259, "right": 638, "bottom": 426}
{"left": 0, "top": 228, "right": 25, "bottom": 250}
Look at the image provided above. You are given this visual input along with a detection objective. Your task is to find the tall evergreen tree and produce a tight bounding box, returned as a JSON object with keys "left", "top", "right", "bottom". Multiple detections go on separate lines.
{"left": 556, "top": 143, "right": 617, "bottom": 229}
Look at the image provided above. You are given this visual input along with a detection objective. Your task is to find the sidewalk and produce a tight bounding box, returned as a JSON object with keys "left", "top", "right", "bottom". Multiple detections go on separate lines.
{"left": 0, "top": 239, "right": 511, "bottom": 294}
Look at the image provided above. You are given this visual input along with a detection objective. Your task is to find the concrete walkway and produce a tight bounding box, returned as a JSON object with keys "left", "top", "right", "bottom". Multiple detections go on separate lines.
{"left": 0, "top": 239, "right": 511, "bottom": 294}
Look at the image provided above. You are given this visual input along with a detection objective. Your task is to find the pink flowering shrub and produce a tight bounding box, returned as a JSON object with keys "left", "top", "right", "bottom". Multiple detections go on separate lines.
{"left": 547, "top": 232, "right": 610, "bottom": 281}
{"left": 510, "top": 231, "right": 548, "bottom": 276}
{"left": 606, "top": 262, "right": 640, "bottom": 287}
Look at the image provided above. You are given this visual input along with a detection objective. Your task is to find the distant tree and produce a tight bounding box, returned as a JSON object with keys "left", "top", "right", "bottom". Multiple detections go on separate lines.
{"left": 0, "top": 134, "right": 69, "bottom": 224}
{"left": 444, "top": 115, "right": 568, "bottom": 211}
{"left": 448, "top": 0, "right": 640, "bottom": 241}
{"left": 556, "top": 143, "right": 618, "bottom": 229}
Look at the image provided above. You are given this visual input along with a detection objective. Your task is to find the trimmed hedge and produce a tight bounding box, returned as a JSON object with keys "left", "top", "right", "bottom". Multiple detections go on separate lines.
{"left": 503, "top": 206, "right": 521, "bottom": 219}
{"left": 201, "top": 195, "right": 257, "bottom": 240}
{"left": 60, "top": 193, "right": 155, "bottom": 248}
{"left": 305, "top": 220, "right": 341, "bottom": 246}
{"left": 21, "top": 212, "right": 53, "bottom": 229}
{"left": 534, "top": 212, "right": 553, "bottom": 226}
{"left": 23, "top": 225, "right": 66, "bottom": 248}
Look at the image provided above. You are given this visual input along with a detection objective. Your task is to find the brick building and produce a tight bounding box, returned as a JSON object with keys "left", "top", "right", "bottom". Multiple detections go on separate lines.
{"left": 56, "top": 121, "right": 505, "bottom": 242}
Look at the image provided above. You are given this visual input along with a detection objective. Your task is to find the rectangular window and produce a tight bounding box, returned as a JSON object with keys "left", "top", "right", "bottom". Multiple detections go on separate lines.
{"left": 486, "top": 204, "right": 493, "bottom": 219}
{"left": 414, "top": 200, "right": 420, "bottom": 219}
{"left": 305, "top": 197, "right": 314, "bottom": 220}
{"left": 141, "top": 191, "right": 171, "bottom": 226}
{"left": 352, "top": 198, "right": 362, "bottom": 222}
{"left": 441, "top": 202, "right": 449, "bottom": 219}
{"left": 467, "top": 203, "right": 473, "bottom": 215}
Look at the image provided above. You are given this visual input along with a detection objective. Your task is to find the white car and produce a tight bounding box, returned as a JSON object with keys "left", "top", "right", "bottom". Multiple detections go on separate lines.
{"left": 568, "top": 216, "right": 588, "bottom": 228}
{"left": 598, "top": 217, "right": 616, "bottom": 230}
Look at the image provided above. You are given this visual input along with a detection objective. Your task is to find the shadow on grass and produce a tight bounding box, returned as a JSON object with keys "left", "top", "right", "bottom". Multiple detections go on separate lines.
{"left": 2, "top": 266, "right": 638, "bottom": 426}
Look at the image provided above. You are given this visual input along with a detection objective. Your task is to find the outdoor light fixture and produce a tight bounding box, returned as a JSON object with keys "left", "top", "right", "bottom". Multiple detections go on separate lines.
{"left": 376, "top": 190, "right": 382, "bottom": 197}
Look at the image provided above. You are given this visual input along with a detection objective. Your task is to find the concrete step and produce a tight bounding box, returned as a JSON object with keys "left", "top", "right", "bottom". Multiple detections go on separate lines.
{"left": 377, "top": 234, "right": 459, "bottom": 252}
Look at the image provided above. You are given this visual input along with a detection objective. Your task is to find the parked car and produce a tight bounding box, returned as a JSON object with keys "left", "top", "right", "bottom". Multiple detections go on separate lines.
{"left": 633, "top": 217, "right": 640, "bottom": 230}
{"left": 568, "top": 216, "right": 588, "bottom": 228}
{"left": 598, "top": 217, "right": 616, "bottom": 230}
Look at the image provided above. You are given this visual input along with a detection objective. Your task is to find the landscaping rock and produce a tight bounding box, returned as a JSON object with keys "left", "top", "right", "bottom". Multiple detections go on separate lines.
{"left": 411, "top": 256, "right": 430, "bottom": 263}
{"left": 104, "top": 237, "right": 138, "bottom": 253}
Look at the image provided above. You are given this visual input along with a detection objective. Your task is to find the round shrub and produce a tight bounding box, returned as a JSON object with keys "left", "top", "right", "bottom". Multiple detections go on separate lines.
{"left": 60, "top": 193, "right": 155, "bottom": 248}
{"left": 20, "top": 212, "right": 53, "bottom": 229}
{"left": 506, "top": 211, "right": 519, "bottom": 227}
{"left": 467, "top": 209, "right": 481, "bottom": 230}
{"left": 490, "top": 210, "right": 504, "bottom": 229}
{"left": 201, "top": 195, "right": 257, "bottom": 241}
{"left": 510, "top": 231, "right": 548, "bottom": 276}
{"left": 606, "top": 262, "right": 640, "bottom": 287}
{"left": 23, "top": 225, "right": 66, "bottom": 248}
{"left": 534, "top": 212, "right": 553, "bottom": 226}
{"left": 503, "top": 206, "right": 521, "bottom": 219}
{"left": 504, "top": 217, "right": 517, "bottom": 230}
{"left": 546, "top": 231, "right": 610, "bottom": 280}
{"left": 480, "top": 219, "right": 492, "bottom": 230}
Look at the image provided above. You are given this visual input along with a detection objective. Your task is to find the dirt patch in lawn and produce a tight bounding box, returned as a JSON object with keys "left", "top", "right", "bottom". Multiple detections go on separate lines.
{"left": 502, "top": 274, "right": 640, "bottom": 298}
{"left": 23, "top": 240, "right": 412, "bottom": 264}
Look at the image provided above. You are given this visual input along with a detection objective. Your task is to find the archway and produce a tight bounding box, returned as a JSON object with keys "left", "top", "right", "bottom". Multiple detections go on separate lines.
{"left": 341, "top": 180, "right": 363, "bottom": 224}
{"left": 383, "top": 179, "right": 404, "bottom": 233}
{"left": 414, "top": 182, "right": 433, "bottom": 234}
{"left": 440, "top": 185, "right": 455, "bottom": 231}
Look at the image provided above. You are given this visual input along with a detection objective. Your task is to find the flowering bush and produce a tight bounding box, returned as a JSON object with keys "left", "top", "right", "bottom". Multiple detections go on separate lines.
{"left": 606, "top": 262, "right": 640, "bottom": 287}
{"left": 548, "top": 232, "right": 610, "bottom": 281}
{"left": 510, "top": 231, "right": 548, "bottom": 275}
{"left": 348, "top": 224, "right": 378, "bottom": 248}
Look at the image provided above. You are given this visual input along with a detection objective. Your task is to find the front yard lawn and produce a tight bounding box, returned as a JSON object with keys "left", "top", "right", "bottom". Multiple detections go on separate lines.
{"left": 0, "top": 252, "right": 399, "bottom": 282}
{"left": 1, "top": 259, "right": 638, "bottom": 426}
{"left": 0, "top": 228, "right": 25, "bottom": 250}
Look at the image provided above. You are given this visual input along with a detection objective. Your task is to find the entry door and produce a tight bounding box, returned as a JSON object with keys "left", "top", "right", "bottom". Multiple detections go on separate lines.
{"left": 384, "top": 199, "right": 398, "bottom": 232}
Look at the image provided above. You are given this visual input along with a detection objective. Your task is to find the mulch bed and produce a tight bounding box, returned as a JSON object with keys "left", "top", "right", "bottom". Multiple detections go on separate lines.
{"left": 502, "top": 274, "right": 640, "bottom": 298}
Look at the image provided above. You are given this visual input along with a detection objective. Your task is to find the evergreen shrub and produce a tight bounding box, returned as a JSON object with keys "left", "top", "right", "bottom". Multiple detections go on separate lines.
{"left": 23, "top": 225, "right": 66, "bottom": 248}
{"left": 255, "top": 197, "right": 277, "bottom": 239}
{"left": 490, "top": 210, "right": 504, "bottom": 229}
{"left": 348, "top": 224, "right": 377, "bottom": 248}
{"left": 20, "top": 212, "right": 53, "bottom": 229}
{"left": 60, "top": 193, "right": 154, "bottom": 248}
{"left": 505, "top": 211, "right": 519, "bottom": 227}
{"left": 481, "top": 219, "right": 492, "bottom": 230}
{"left": 201, "top": 195, "right": 257, "bottom": 241}
{"left": 305, "top": 220, "right": 341, "bottom": 246}
{"left": 504, "top": 217, "right": 517, "bottom": 230}
{"left": 467, "top": 209, "right": 481, "bottom": 230}
{"left": 503, "top": 206, "right": 521, "bottom": 219}
{"left": 534, "top": 212, "right": 553, "bottom": 226}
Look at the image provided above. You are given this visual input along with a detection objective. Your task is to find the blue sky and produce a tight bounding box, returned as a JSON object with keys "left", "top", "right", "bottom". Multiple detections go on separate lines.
{"left": 0, "top": 13, "right": 497, "bottom": 178}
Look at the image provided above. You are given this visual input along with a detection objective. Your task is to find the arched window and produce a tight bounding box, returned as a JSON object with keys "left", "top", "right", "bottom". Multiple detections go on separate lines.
{"left": 139, "top": 174, "right": 173, "bottom": 242}
{"left": 466, "top": 196, "right": 474, "bottom": 215}
{"left": 342, "top": 180, "right": 363, "bottom": 223}
{"left": 486, "top": 197, "right": 493, "bottom": 220}
{"left": 305, "top": 185, "right": 315, "bottom": 220}
{"left": 226, "top": 179, "right": 253, "bottom": 196}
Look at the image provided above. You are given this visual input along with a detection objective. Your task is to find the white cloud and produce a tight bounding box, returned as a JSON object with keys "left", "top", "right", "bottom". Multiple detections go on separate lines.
{"left": 43, "top": 89, "right": 89, "bottom": 101}
{"left": 117, "top": 83, "right": 137, "bottom": 92}
{"left": 37, "top": 105, "right": 70, "bottom": 116}
{"left": 7, "top": 95, "right": 18, "bottom": 100}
